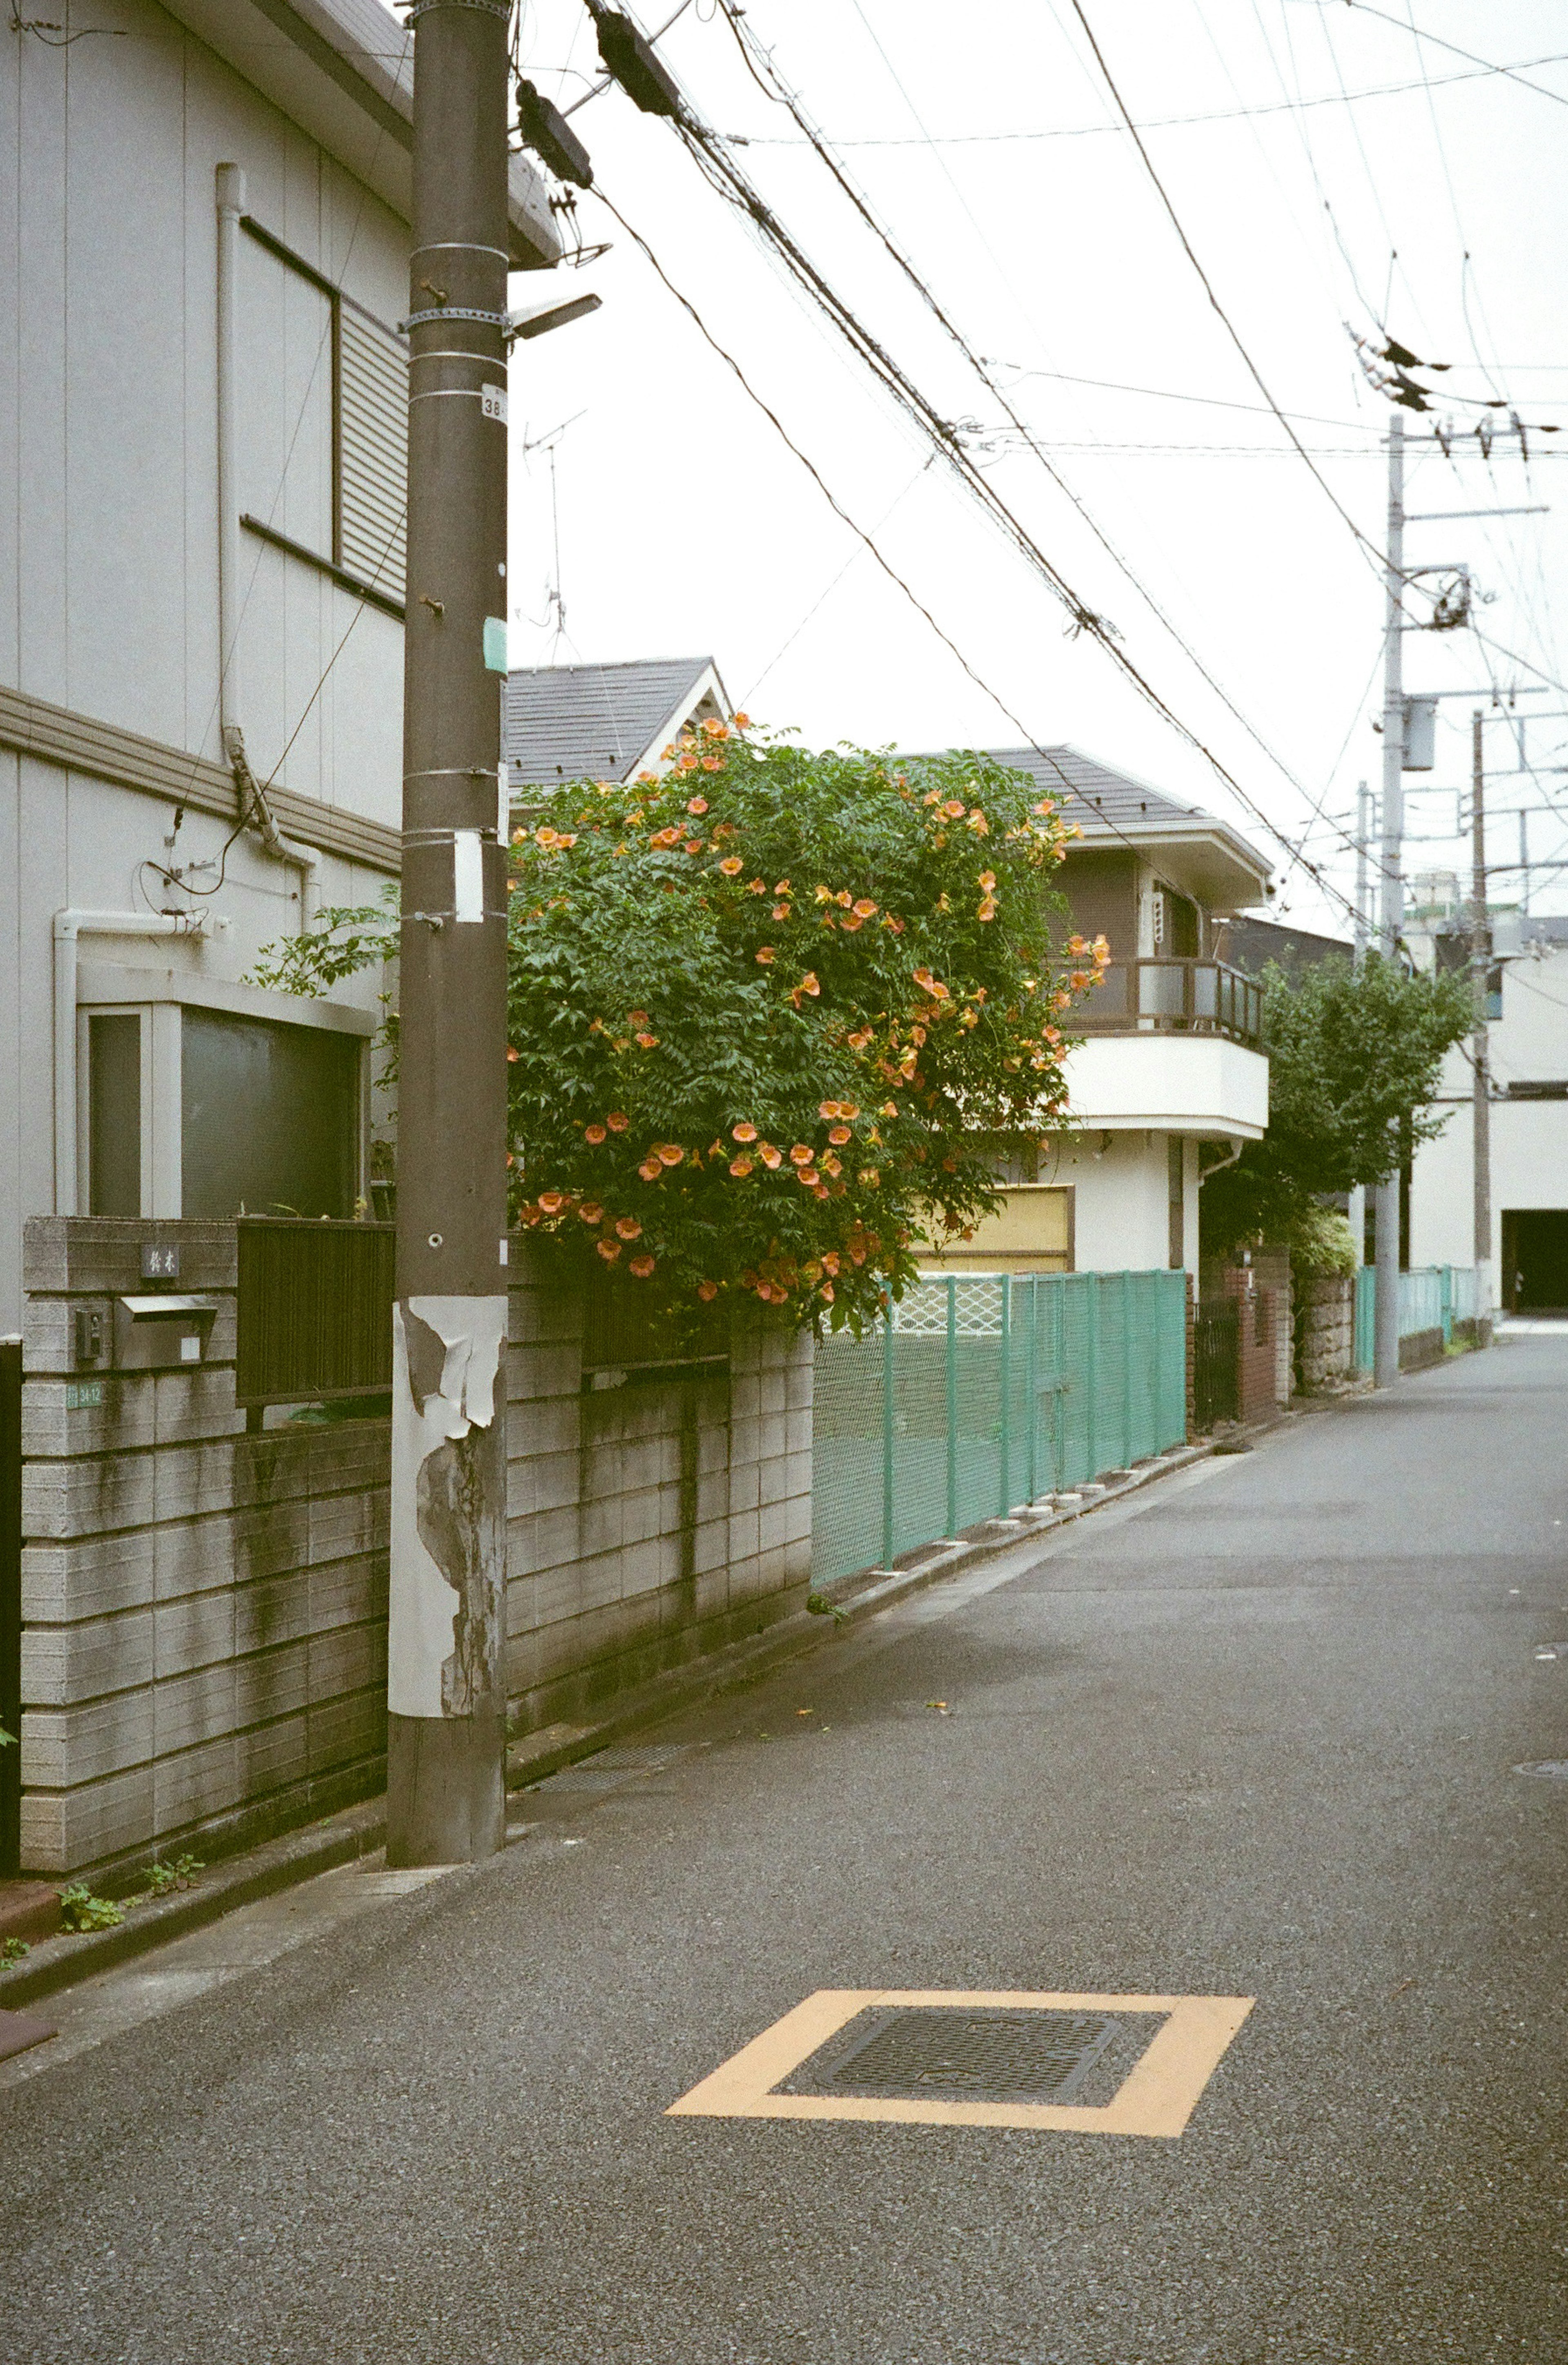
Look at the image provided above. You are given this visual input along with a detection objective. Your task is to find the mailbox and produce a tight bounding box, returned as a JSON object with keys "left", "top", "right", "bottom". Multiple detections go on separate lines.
{"left": 114, "top": 1295, "right": 218, "bottom": 1371}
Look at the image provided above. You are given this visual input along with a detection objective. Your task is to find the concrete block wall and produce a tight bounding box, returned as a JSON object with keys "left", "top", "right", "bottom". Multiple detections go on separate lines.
{"left": 503, "top": 1252, "right": 814, "bottom": 1743}
{"left": 18, "top": 1218, "right": 389, "bottom": 1881}
{"left": 16, "top": 1222, "right": 814, "bottom": 1879}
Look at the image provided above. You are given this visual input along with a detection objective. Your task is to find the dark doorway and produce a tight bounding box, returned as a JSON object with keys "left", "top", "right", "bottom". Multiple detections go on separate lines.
{"left": 1501, "top": 1210, "right": 1568, "bottom": 1312}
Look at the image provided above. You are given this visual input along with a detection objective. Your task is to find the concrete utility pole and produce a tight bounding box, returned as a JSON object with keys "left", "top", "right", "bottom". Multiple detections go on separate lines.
{"left": 1347, "top": 778, "right": 1371, "bottom": 1265}
{"left": 386, "top": 0, "right": 513, "bottom": 1867}
{"left": 1374, "top": 416, "right": 1405, "bottom": 1389}
{"left": 1470, "top": 710, "right": 1493, "bottom": 1342}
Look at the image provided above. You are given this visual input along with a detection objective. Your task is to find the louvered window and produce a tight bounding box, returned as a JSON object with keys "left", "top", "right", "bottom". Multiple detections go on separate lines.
{"left": 338, "top": 309, "right": 408, "bottom": 600}
{"left": 238, "top": 217, "right": 407, "bottom": 617}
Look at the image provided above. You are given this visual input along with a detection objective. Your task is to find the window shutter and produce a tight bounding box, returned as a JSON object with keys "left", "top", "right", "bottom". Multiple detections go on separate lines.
{"left": 338, "top": 310, "right": 408, "bottom": 602}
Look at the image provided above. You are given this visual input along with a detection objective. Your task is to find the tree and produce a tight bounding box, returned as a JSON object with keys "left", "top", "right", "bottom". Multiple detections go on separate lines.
{"left": 254, "top": 721, "right": 1107, "bottom": 1332}
{"left": 1200, "top": 952, "right": 1471, "bottom": 1255}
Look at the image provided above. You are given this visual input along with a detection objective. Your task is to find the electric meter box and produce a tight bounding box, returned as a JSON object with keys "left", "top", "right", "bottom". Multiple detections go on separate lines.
{"left": 114, "top": 1295, "right": 218, "bottom": 1371}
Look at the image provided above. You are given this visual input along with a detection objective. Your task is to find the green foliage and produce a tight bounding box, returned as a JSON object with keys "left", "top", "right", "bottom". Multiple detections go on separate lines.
{"left": 1287, "top": 1203, "right": 1357, "bottom": 1277}
{"left": 506, "top": 722, "right": 1099, "bottom": 1331}
{"left": 1203, "top": 953, "right": 1471, "bottom": 1255}
{"left": 56, "top": 1883, "right": 125, "bottom": 1932}
{"left": 141, "top": 1855, "right": 203, "bottom": 1899}
{"left": 0, "top": 1935, "right": 28, "bottom": 1965}
{"left": 0, "top": 1723, "right": 13, "bottom": 1748}
{"left": 247, "top": 883, "right": 400, "bottom": 995}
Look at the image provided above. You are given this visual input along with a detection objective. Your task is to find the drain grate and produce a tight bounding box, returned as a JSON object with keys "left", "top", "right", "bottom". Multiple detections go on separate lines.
{"left": 781, "top": 2006, "right": 1126, "bottom": 2106}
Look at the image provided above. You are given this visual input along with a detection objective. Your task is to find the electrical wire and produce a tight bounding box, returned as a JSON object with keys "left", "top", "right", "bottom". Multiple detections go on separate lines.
{"left": 729, "top": 54, "right": 1568, "bottom": 145}
{"left": 592, "top": 178, "right": 1365, "bottom": 924}
{"left": 703, "top": 1, "right": 1377, "bottom": 883}
{"left": 1318, "top": 3, "right": 1568, "bottom": 112}
{"left": 1065, "top": 0, "right": 1388, "bottom": 579}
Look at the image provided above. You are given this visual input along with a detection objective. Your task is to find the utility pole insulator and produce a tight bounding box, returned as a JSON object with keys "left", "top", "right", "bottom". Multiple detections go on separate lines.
{"left": 386, "top": 0, "right": 513, "bottom": 1866}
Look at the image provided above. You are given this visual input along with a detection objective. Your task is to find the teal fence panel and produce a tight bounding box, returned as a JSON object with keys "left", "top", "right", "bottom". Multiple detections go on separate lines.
{"left": 811, "top": 1269, "right": 1188, "bottom": 1588}
{"left": 1353, "top": 1266, "right": 1375, "bottom": 1372}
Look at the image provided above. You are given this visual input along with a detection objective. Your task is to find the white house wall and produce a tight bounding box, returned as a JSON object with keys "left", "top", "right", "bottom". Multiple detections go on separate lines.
{"left": 0, "top": 3, "right": 416, "bottom": 1329}
{"left": 1409, "top": 947, "right": 1568, "bottom": 1273}
{"left": 1045, "top": 1130, "right": 1174, "bottom": 1274}
{"left": 1, "top": 2, "right": 407, "bottom": 794}
{"left": 1061, "top": 1034, "right": 1268, "bottom": 1139}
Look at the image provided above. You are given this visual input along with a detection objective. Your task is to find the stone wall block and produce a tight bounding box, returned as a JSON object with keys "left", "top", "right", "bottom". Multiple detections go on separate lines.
{"left": 24, "top": 1450, "right": 156, "bottom": 1540}
{"left": 22, "top": 1690, "right": 155, "bottom": 1788}
{"left": 22, "top": 1608, "right": 154, "bottom": 1707}
{"left": 22, "top": 1532, "right": 155, "bottom": 1625}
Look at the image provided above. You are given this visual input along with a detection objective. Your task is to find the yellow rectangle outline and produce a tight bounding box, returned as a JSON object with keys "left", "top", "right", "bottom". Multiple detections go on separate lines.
{"left": 667, "top": 1989, "right": 1254, "bottom": 2138}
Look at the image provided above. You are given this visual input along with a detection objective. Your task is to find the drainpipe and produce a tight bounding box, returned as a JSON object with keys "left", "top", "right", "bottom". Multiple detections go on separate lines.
{"left": 215, "top": 162, "right": 323, "bottom": 936}
{"left": 53, "top": 911, "right": 225, "bottom": 1215}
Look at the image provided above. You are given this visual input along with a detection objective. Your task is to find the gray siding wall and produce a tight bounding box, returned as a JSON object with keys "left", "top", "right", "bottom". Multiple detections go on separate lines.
{"left": 17, "top": 1222, "right": 813, "bottom": 1881}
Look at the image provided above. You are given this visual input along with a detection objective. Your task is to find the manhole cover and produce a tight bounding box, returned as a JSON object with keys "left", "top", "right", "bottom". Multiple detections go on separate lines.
{"left": 782, "top": 2006, "right": 1125, "bottom": 2106}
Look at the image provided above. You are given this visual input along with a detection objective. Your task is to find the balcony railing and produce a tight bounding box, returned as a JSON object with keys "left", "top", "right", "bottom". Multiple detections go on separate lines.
{"left": 1071, "top": 958, "right": 1263, "bottom": 1049}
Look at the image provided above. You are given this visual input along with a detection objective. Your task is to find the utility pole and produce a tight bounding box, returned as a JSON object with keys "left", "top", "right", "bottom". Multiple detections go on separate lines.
{"left": 1374, "top": 416, "right": 1405, "bottom": 1389}
{"left": 1353, "top": 779, "right": 1371, "bottom": 965}
{"left": 1347, "top": 778, "right": 1371, "bottom": 1266}
{"left": 386, "top": 0, "right": 513, "bottom": 1866}
{"left": 1470, "top": 710, "right": 1493, "bottom": 1341}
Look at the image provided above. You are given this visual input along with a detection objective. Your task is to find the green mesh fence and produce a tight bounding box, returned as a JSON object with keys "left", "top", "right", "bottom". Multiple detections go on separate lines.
{"left": 811, "top": 1269, "right": 1189, "bottom": 1588}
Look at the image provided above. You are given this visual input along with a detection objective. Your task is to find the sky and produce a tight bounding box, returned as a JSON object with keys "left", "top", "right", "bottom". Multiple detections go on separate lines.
{"left": 499, "top": 0, "right": 1568, "bottom": 936}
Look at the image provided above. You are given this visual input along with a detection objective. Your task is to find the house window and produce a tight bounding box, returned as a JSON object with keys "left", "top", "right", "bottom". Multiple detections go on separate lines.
{"left": 1153, "top": 885, "right": 1200, "bottom": 958}
{"left": 181, "top": 1011, "right": 361, "bottom": 1219}
{"left": 238, "top": 218, "right": 408, "bottom": 609}
{"left": 87, "top": 1014, "right": 142, "bottom": 1217}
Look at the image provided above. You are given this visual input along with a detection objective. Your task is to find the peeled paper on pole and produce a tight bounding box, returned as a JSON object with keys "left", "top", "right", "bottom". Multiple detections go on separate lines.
{"left": 388, "top": 1296, "right": 509, "bottom": 1720}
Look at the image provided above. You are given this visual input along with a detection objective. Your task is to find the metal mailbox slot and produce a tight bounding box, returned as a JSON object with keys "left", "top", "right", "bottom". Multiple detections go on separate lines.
{"left": 114, "top": 1296, "right": 218, "bottom": 1371}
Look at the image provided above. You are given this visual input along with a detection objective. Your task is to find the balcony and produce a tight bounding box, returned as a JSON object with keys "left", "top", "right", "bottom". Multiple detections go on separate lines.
{"left": 1072, "top": 958, "right": 1263, "bottom": 1050}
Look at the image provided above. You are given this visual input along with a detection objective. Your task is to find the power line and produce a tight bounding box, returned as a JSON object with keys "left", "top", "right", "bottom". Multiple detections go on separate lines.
{"left": 591, "top": 176, "right": 1364, "bottom": 923}
{"left": 1321, "top": 3, "right": 1568, "bottom": 112}
{"left": 699, "top": 2, "right": 1378, "bottom": 889}
{"left": 1065, "top": 0, "right": 1388, "bottom": 578}
{"left": 729, "top": 53, "right": 1568, "bottom": 145}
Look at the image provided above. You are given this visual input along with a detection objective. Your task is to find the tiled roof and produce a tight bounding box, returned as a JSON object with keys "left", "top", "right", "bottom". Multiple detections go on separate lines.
{"left": 505, "top": 658, "right": 726, "bottom": 788}
{"left": 960, "top": 745, "right": 1225, "bottom": 840}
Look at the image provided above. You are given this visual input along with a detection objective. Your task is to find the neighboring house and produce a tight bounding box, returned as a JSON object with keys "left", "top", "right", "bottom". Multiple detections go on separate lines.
{"left": 1408, "top": 909, "right": 1568, "bottom": 1310}
{"left": 0, "top": 0, "right": 560, "bottom": 1329}
{"left": 910, "top": 747, "right": 1272, "bottom": 1279}
{"left": 505, "top": 656, "right": 733, "bottom": 801}
{"left": 1214, "top": 914, "right": 1353, "bottom": 981}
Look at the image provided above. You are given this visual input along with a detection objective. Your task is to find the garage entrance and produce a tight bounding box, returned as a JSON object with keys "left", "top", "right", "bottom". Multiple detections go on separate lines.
{"left": 1501, "top": 1210, "right": 1568, "bottom": 1312}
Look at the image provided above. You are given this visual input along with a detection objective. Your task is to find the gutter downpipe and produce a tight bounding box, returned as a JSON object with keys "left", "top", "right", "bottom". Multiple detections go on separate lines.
{"left": 53, "top": 912, "right": 223, "bottom": 1215}
{"left": 215, "top": 163, "right": 323, "bottom": 934}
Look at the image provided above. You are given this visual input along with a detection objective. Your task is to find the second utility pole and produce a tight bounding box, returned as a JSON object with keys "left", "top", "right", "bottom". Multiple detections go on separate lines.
{"left": 386, "top": 0, "right": 513, "bottom": 1866}
{"left": 1374, "top": 414, "right": 1405, "bottom": 1389}
{"left": 1470, "top": 709, "right": 1493, "bottom": 1342}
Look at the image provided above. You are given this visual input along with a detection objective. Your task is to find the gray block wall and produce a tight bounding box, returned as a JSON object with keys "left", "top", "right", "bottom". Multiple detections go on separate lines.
{"left": 18, "top": 1219, "right": 390, "bottom": 1881}
{"left": 503, "top": 1251, "right": 813, "bottom": 1743}
{"left": 16, "top": 1222, "right": 814, "bottom": 1881}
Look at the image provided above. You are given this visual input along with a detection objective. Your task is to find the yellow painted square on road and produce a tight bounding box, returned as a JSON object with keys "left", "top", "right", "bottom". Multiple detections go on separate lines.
{"left": 667, "top": 1989, "right": 1253, "bottom": 2138}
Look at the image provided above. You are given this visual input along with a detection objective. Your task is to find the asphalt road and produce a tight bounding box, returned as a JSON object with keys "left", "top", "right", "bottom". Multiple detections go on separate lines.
{"left": 4, "top": 1334, "right": 1567, "bottom": 2364}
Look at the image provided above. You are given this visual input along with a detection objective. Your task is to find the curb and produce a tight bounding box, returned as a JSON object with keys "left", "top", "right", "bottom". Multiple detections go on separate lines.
{"left": 0, "top": 1437, "right": 1224, "bottom": 2010}
{"left": 0, "top": 1799, "right": 386, "bottom": 2012}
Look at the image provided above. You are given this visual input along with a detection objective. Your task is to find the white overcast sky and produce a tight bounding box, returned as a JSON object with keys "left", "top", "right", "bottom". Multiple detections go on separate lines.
{"left": 501, "top": 0, "right": 1568, "bottom": 934}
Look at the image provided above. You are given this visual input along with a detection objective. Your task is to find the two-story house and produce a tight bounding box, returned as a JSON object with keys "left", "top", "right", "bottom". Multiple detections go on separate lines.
{"left": 0, "top": 0, "right": 560, "bottom": 1329}
{"left": 911, "top": 747, "right": 1272, "bottom": 1279}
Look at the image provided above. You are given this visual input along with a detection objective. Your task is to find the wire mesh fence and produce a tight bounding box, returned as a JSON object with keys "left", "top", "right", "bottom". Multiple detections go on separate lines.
{"left": 1352, "top": 1264, "right": 1479, "bottom": 1371}
{"left": 812, "top": 1270, "right": 1188, "bottom": 1589}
